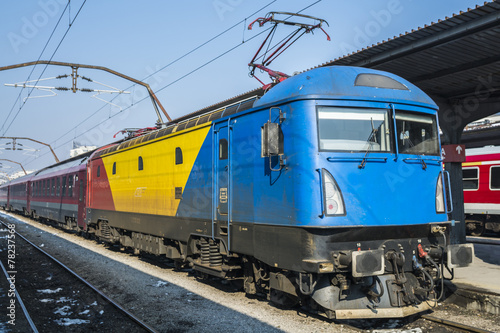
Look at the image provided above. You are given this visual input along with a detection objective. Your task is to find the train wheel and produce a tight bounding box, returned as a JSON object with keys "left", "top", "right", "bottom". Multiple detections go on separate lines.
{"left": 174, "top": 260, "right": 184, "bottom": 271}
{"left": 466, "top": 219, "right": 484, "bottom": 236}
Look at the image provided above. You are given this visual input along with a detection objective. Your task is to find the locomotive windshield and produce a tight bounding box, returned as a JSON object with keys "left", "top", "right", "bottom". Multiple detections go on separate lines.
{"left": 318, "top": 107, "right": 391, "bottom": 152}
{"left": 318, "top": 106, "right": 439, "bottom": 155}
{"left": 395, "top": 111, "right": 439, "bottom": 155}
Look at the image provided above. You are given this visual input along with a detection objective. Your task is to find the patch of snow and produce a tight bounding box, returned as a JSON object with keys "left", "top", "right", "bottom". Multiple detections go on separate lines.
{"left": 56, "top": 297, "right": 76, "bottom": 304}
{"left": 54, "top": 306, "right": 72, "bottom": 316}
{"left": 79, "top": 310, "right": 90, "bottom": 315}
{"left": 90, "top": 301, "right": 97, "bottom": 306}
{"left": 37, "top": 288, "right": 62, "bottom": 294}
{"left": 40, "top": 299, "right": 53, "bottom": 303}
{"left": 55, "top": 318, "right": 90, "bottom": 326}
{"left": 154, "top": 280, "right": 169, "bottom": 287}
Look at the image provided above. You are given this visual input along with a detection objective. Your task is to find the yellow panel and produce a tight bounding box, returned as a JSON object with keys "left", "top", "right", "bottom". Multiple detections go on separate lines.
{"left": 462, "top": 162, "right": 482, "bottom": 167}
{"left": 101, "top": 124, "right": 211, "bottom": 216}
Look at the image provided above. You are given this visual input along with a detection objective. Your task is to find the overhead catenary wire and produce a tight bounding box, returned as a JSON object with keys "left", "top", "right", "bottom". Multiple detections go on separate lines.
{"left": 1, "top": 0, "right": 87, "bottom": 137}
{"left": 0, "top": 1, "right": 70, "bottom": 135}
{"left": 24, "top": 0, "right": 279, "bottom": 163}
{"left": 20, "top": 24, "right": 274, "bottom": 168}
{"left": 21, "top": 0, "right": 322, "bottom": 168}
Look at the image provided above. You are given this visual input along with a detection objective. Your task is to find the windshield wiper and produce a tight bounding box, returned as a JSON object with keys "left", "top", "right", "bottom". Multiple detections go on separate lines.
{"left": 359, "top": 118, "right": 378, "bottom": 169}
{"left": 401, "top": 137, "right": 427, "bottom": 170}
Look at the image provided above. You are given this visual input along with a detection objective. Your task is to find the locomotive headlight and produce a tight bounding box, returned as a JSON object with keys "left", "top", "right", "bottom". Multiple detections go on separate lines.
{"left": 436, "top": 172, "right": 445, "bottom": 213}
{"left": 322, "top": 169, "right": 345, "bottom": 216}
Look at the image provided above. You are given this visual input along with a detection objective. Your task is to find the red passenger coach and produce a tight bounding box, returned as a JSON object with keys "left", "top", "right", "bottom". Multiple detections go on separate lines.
{"left": 0, "top": 182, "right": 9, "bottom": 210}
{"left": 29, "top": 153, "right": 91, "bottom": 231}
{"left": 463, "top": 146, "right": 500, "bottom": 235}
{"left": 5, "top": 174, "right": 31, "bottom": 214}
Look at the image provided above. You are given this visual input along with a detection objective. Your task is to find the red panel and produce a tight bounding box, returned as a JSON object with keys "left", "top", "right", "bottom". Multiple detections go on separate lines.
{"left": 466, "top": 153, "right": 500, "bottom": 163}
{"left": 89, "top": 158, "right": 115, "bottom": 211}
{"left": 463, "top": 163, "right": 500, "bottom": 205}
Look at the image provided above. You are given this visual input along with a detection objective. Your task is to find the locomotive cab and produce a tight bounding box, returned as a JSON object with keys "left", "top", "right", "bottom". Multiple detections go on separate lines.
{"left": 248, "top": 66, "right": 474, "bottom": 318}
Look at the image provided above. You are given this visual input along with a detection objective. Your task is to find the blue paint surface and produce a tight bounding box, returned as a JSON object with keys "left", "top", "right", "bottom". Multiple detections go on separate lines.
{"left": 178, "top": 66, "right": 447, "bottom": 228}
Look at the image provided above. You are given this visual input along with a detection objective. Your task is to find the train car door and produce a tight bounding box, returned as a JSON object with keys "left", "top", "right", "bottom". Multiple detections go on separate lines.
{"left": 214, "top": 121, "right": 231, "bottom": 250}
{"left": 77, "top": 171, "right": 87, "bottom": 230}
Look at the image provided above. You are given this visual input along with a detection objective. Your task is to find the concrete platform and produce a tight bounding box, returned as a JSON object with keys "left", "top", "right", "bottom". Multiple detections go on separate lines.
{"left": 444, "top": 237, "right": 500, "bottom": 315}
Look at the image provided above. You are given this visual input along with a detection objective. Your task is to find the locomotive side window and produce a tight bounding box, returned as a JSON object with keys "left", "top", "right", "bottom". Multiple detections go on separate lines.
{"left": 462, "top": 167, "right": 479, "bottom": 190}
{"left": 112, "top": 162, "right": 117, "bottom": 175}
{"left": 318, "top": 107, "right": 391, "bottom": 152}
{"left": 490, "top": 166, "right": 500, "bottom": 190}
{"left": 395, "top": 112, "right": 439, "bottom": 155}
{"left": 138, "top": 156, "right": 144, "bottom": 170}
{"left": 97, "top": 165, "right": 101, "bottom": 177}
{"left": 175, "top": 148, "right": 183, "bottom": 165}
{"left": 219, "top": 139, "right": 228, "bottom": 160}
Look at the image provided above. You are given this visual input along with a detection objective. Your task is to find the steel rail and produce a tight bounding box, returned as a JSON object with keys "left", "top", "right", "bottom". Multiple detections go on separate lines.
{"left": 421, "top": 314, "right": 493, "bottom": 333}
{"left": 467, "top": 236, "right": 500, "bottom": 246}
{"left": 0, "top": 219, "right": 159, "bottom": 333}
{"left": 0, "top": 259, "right": 39, "bottom": 332}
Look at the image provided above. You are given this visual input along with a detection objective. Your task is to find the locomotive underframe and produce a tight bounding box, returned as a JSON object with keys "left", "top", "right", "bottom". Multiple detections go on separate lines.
{"left": 466, "top": 213, "right": 500, "bottom": 236}
{"left": 86, "top": 208, "right": 460, "bottom": 318}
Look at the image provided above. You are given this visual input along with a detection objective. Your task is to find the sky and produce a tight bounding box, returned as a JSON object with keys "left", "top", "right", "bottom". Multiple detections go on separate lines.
{"left": 0, "top": 0, "right": 488, "bottom": 177}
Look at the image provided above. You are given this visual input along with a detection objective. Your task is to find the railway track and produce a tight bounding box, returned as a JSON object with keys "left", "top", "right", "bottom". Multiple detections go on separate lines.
{"left": 335, "top": 313, "right": 494, "bottom": 333}
{"left": 421, "top": 314, "right": 493, "bottom": 333}
{"left": 467, "top": 236, "right": 500, "bottom": 246}
{"left": 0, "top": 218, "right": 158, "bottom": 333}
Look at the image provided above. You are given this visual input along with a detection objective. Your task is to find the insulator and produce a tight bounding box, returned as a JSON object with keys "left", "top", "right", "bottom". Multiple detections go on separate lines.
{"left": 80, "top": 76, "right": 93, "bottom": 82}
{"left": 80, "top": 88, "right": 93, "bottom": 92}
{"left": 56, "top": 74, "right": 68, "bottom": 79}
{"left": 56, "top": 87, "right": 70, "bottom": 91}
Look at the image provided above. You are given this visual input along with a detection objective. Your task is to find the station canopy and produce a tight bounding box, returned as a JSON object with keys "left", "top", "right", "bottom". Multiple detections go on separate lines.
{"left": 319, "top": 1, "right": 500, "bottom": 130}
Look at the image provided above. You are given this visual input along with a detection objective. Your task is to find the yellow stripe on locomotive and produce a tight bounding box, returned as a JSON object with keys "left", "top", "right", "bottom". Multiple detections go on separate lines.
{"left": 99, "top": 123, "right": 211, "bottom": 216}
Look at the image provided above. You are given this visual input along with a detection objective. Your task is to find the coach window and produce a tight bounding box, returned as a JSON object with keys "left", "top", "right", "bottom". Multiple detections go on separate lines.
{"left": 97, "top": 165, "right": 101, "bottom": 177}
{"left": 68, "top": 175, "right": 73, "bottom": 197}
{"left": 138, "top": 156, "right": 144, "bottom": 171}
{"left": 56, "top": 177, "right": 60, "bottom": 196}
{"left": 175, "top": 147, "right": 183, "bottom": 165}
{"left": 490, "top": 166, "right": 500, "bottom": 190}
{"left": 51, "top": 178, "right": 55, "bottom": 196}
{"left": 62, "top": 176, "right": 67, "bottom": 197}
{"left": 462, "top": 167, "right": 479, "bottom": 190}
{"left": 112, "top": 162, "right": 117, "bottom": 175}
{"left": 43, "top": 180, "right": 46, "bottom": 196}
{"left": 79, "top": 179, "right": 84, "bottom": 202}
{"left": 219, "top": 139, "right": 228, "bottom": 160}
